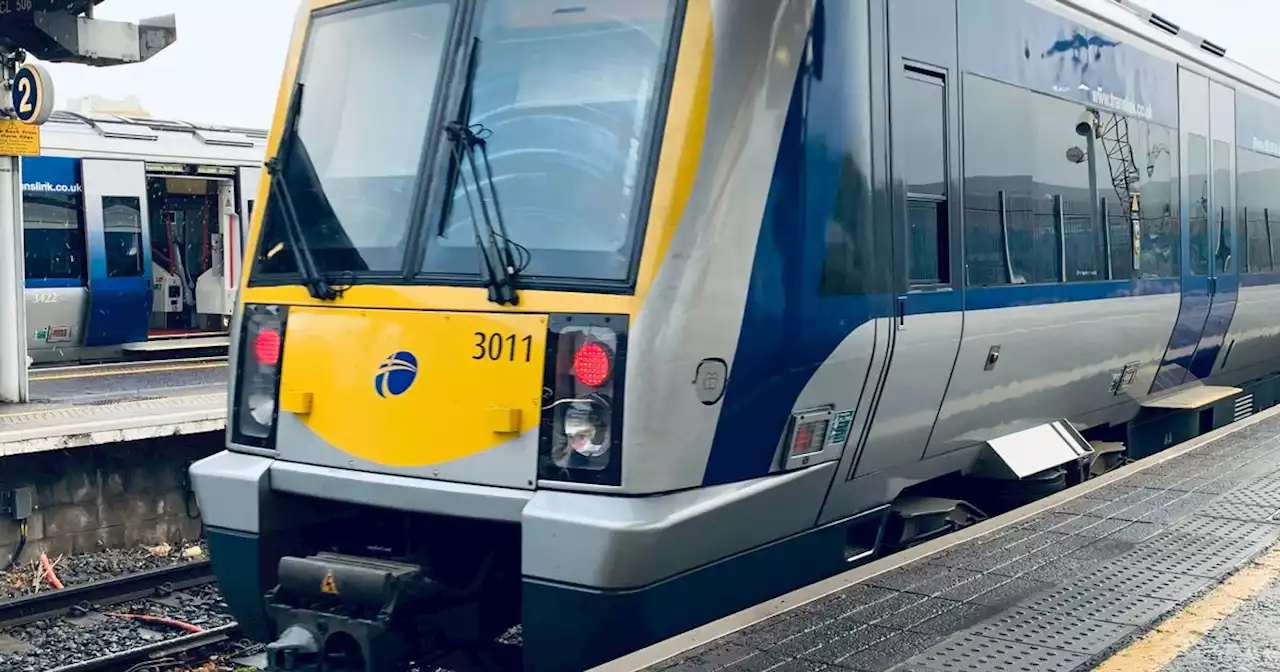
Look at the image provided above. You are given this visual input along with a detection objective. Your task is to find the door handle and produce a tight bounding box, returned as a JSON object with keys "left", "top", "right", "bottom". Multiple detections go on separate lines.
{"left": 897, "top": 297, "right": 906, "bottom": 330}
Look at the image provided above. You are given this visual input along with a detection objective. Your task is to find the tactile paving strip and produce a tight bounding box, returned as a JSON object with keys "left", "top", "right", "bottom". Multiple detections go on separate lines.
{"left": 0, "top": 392, "right": 225, "bottom": 428}
{"left": 968, "top": 608, "right": 1136, "bottom": 654}
{"left": 908, "top": 634, "right": 1088, "bottom": 672}
{"left": 1173, "top": 516, "right": 1280, "bottom": 540}
{"left": 1220, "top": 486, "right": 1280, "bottom": 509}
{"left": 1196, "top": 500, "right": 1280, "bottom": 523}
{"left": 1075, "top": 565, "right": 1212, "bottom": 602}
{"left": 1020, "top": 585, "right": 1177, "bottom": 625}
{"left": 1113, "top": 526, "right": 1280, "bottom": 578}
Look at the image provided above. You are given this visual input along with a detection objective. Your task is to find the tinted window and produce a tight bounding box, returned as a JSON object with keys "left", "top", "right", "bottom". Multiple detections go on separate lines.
{"left": 103, "top": 196, "right": 144, "bottom": 278}
{"left": 1095, "top": 114, "right": 1179, "bottom": 280}
{"left": 962, "top": 74, "right": 1029, "bottom": 285}
{"left": 962, "top": 74, "right": 1180, "bottom": 284}
{"left": 1212, "top": 139, "right": 1234, "bottom": 274}
{"left": 1239, "top": 148, "right": 1280, "bottom": 273}
{"left": 254, "top": 0, "right": 454, "bottom": 275}
{"left": 23, "top": 192, "right": 85, "bottom": 282}
{"left": 899, "top": 69, "right": 949, "bottom": 285}
{"left": 963, "top": 74, "right": 1099, "bottom": 284}
{"left": 1187, "top": 133, "right": 1210, "bottom": 276}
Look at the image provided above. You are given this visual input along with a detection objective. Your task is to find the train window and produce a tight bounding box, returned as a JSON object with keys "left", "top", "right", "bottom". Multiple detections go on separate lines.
{"left": 1239, "top": 148, "right": 1279, "bottom": 273}
{"left": 1188, "top": 133, "right": 1211, "bottom": 276}
{"left": 253, "top": 0, "right": 454, "bottom": 276}
{"left": 422, "top": 0, "right": 680, "bottom": 285}
{"left": 962, "top": 73, "right": 1181, "bottom": 285}
{"left": 1096, "top": 116, "right": 1179, "bottom": 280}
{"left": 1028, "top": 92, "right": 1102, "bottom": 283}
{"left": 1212, "top": 139, "right": 1234, "bottom": 274}
{"left": 899, "top": 68, "right": 949, "bottom": 286}
{"left": 23, "top": 191, "right": 86, "bottom": 283}
{"left": 102, "top": 196, "right": 144, "bottom": 278}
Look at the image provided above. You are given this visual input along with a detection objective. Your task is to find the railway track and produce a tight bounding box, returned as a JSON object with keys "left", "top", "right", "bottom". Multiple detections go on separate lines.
{"left": 45, "top": 622, "right": 242, "bottom": 672}
{"left": 0, "top": 559, "right": 251, "bottom": 671}
{"left": 0, "top": 560, "right": 215, "bottom": 629}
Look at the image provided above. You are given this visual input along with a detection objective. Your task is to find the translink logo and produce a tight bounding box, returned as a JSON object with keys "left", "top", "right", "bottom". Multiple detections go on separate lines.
{"left": 22, "top": 182, "right": 83, "bottom": 194}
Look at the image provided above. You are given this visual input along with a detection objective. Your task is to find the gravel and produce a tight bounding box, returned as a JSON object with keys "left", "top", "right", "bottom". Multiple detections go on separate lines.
{"left": 0, "top": 541, "right": 210, "bottom": 599}
{"left": 0, "top": 583, "right": 235, "bottom": 671}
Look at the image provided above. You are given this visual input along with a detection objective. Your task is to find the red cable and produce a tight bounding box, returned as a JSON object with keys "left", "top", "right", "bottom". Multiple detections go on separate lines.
{"left": 39, "top": 552, "right": 63, "bottom": 590}
{"left": 105, "top": 612, "right": 205, "bottom": 633}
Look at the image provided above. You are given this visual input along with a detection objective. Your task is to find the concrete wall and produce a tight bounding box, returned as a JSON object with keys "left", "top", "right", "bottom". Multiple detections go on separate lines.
{"left": 0, "top": 432, "right": 223, "bottom": 564}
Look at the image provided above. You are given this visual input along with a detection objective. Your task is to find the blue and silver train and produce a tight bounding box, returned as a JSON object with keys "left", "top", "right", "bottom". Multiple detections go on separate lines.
{"left": 188, "top": 0, "right": 1280, "bottom": 670}
{"left": 23, "top": 111, "right": 267, "bottom": 365}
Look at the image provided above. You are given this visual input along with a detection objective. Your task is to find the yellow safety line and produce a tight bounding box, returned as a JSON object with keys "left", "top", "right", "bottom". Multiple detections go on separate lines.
{"left": 1095, "top": 542, "right": 1280, "bottom": 672}
{"left": 29, "top": 361, "right": 227, "bottom": 381}
{"left": 0, "top": 392, "right": 223, "bottom": 420}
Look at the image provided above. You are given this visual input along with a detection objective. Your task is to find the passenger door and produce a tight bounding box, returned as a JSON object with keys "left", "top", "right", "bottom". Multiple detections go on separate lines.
{"left": 820, "top": 2, "right": 964, "bottom": 523}
{"left": 1151, "top": 70, "right": 1238, "bottom": 390}
{"left": 82, "top": 159, "right": 152, "bottom": 347}
{"left": 851, "top": 62, "right": 965, "bottom": 477}
{"left": 234, "top": 166, "right": 261, "bottom": 291}
{"left": 1188, "top": 82, "right": 1239, "bottom": 378}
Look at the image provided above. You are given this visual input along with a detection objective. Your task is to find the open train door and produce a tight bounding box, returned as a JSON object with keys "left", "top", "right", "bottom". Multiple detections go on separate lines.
{"left": 82, "top": 159, "right": 153, "bottom": 347}
{"left": 234, "top": 166, "right": 261, "bottom": 294}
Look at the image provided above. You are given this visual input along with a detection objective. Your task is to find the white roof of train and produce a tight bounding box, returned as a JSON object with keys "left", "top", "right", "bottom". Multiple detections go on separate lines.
{"left": 34, "top": 110, "right": 268, "bottom": 167}
{"left": 1062, "top": 0, "right": 1280, "bottom": 101}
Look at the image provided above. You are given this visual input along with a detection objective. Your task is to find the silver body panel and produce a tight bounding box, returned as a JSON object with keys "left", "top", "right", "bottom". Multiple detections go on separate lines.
{"left": 925, "top": 294, "right": 1181, "bottom": 460}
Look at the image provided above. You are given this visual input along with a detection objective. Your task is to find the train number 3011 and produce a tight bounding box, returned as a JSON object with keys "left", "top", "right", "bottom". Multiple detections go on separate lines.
{"left": 472, "top": 331, "right": 534, "bottom": 363}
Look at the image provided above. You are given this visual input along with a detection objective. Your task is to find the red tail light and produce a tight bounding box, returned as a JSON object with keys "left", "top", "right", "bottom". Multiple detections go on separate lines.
{"left": 573, "top": 341, "right": 612, "bottom": 387}
{"left": 232, "top": 304, "right": 288, "bottom": 449}
{"left": 254, "top": 327, "right": 282, "bottom": 366}
{"left": 540, "top": 315, "right": 628, "bottom": 487}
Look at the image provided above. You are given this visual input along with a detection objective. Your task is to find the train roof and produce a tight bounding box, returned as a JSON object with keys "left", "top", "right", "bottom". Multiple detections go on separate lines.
{"left": 35, "top": 110, "right": 268, "bottom": 167}
{"left": 1063, "top": 0, "right": 1280, "bottom": 102}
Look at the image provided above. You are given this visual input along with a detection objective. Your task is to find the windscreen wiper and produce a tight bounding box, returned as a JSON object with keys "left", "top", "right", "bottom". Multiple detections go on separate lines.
{"left": 443, "top": 37, "right": 527, "bottom": 306}
{"left": 264, "top": 82, "right": 339, "bottom": 301}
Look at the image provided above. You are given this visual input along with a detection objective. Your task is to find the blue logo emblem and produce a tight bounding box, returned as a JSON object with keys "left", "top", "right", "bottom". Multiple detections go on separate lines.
{"left": 375, "top": 351, "right": 418, "bottom": 398}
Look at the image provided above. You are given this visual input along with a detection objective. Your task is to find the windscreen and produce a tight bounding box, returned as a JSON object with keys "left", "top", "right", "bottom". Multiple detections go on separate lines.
{"left": 422, "top": 0, "right": 680, "bottom": 285}
{"left": 253, "top": 0, "right": 454, "bottom": 275}
{"left": 251, "top": 0, "right": 681, "bottom": 288}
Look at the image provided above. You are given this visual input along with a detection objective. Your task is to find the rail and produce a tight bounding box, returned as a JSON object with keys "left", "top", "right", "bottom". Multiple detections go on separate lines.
{"left": 45, "top": 622, "right": 241, "bottom": 672}
{"left": 0, "top": 560, "right": 214, "bottom": 629}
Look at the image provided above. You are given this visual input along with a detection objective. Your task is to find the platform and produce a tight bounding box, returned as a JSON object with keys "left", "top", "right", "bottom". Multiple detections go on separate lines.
{"left": 0, "top": 358, "right": 229, "bottom": 455}
{"left": 596, "top": 404, "right": 1280, "bottom": 672}
{"left": 121, "top": 334, "right": 231, "bottom": 353}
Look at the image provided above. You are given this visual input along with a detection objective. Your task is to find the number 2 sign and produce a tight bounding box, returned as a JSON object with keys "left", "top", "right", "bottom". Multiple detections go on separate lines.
{"left": 11, "top": 62, "right": 53, "bottom": 126}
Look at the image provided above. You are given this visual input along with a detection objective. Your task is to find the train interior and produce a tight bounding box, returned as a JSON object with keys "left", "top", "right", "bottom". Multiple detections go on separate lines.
{"left": 146, "top": 174, "right": 232, "bottom": 336}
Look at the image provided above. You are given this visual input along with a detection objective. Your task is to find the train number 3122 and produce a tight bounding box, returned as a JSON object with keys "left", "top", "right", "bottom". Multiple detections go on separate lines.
{"left": 472, "top": 331, "right": 533, "bottom": 363}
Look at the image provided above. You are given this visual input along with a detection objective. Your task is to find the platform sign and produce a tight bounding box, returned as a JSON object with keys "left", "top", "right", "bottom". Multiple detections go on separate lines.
{"left": 10, "top": 62, "right": 54, "bottom": 126}
{"left": 0, "top": 119, "right": 39, "bottom": 156}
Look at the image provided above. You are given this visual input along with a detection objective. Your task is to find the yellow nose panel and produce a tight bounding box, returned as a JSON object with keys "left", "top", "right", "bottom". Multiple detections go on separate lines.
{"left": 278, "top": 308, "right": 548, "bottom": 467}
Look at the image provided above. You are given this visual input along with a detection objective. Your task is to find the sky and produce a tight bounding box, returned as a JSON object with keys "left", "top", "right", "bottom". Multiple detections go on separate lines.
{"left": 23, "top": 0, "right": 1280, "bottom": 132}
{"left": 1144, "top": 0, "right": 1278, "bottom": 76}
{"left": 34, "top": 0, "right": 299, "bottom": 129}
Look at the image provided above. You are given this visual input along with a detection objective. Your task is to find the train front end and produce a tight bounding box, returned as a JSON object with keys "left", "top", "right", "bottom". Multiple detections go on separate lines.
{"left": 190, "top": 0, "right": 711, "bottom": 670}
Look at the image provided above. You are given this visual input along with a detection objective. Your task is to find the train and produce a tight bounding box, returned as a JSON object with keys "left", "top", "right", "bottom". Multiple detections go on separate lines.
{"left": 23, "top": 110, "right": 267, "bottom": 365}
{"left": 189, "top": 0, "right": 1280, "bottom": 670}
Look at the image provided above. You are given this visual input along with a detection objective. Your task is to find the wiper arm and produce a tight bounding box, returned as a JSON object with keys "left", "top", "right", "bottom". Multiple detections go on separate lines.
{"left": 264, "top": 82, "right": 340, "bottom": 302}
{"left": 443, "top": 37, "right": 527, "bottom": 306}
